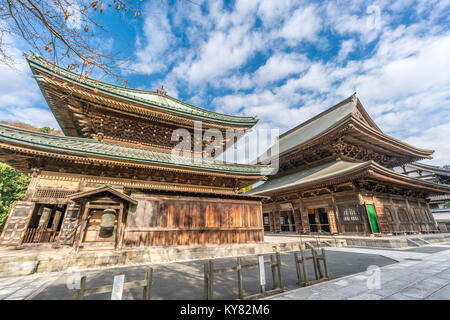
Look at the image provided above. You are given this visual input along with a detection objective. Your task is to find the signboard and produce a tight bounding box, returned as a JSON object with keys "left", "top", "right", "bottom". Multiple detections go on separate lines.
{"left": 258, "top": 255, "right": 266, "bottom": 286}
{"left": 111, "top": 274, "right": 125, "bottom": 300}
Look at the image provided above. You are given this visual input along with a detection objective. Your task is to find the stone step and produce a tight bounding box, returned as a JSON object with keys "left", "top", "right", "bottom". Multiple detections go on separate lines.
{"left": 412, "top": 238, "right": 431, "bottom": 245}
{"left": 406, "top": 238, "right": 422, "bottom": 247}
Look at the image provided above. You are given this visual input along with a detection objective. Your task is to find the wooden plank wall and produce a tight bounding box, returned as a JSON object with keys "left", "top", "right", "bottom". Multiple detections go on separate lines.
{"left": 123, "top": 194, "right": 263, "bottom": 247}
{"left": 264, "top": 190, "right": 438, "bottom": 235}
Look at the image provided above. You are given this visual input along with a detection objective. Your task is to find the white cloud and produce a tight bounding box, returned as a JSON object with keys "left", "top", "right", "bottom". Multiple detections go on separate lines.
{"left": 326, "top": 2, "right": 385, "bottom": 44}
{"left": 146, "top": 1, "right": 325, "bottom": 92}
{"left": 130, "top": 3, "right": 177, "bottom": 75}
{"left": 0, "top": 35, "right": 57, "bottom": 129}
{"left": 0, "top": 107, "right": 58, "bottom": 129}
{"left": 279, "top": 5, "right": 322, "bottom": 44}
{"left": 210, "top": 3, "right": 450, "bottom": 165}
{"left": 0, "top": 40, "right": 41, "bottom": 108}
{"left": 253, "top": 53, "right": 309, "bottom": 85}
{"left": 172, "top": 25, "right": 263, "bottom": 85}
{"left": 337, "top": 39, "right": 356, "bottom": 61}
{"left": 66, "top": 4, "right": 82, "bottom": 30}
{"left": 257, "top": 0, "right": 294, "bottom": 28}
{"left": 406, "top": 123, "right": 450, "bottom": 166}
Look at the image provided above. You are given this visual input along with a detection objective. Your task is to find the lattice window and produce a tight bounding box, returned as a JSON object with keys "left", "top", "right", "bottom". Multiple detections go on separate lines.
{"left": 397, "top": 208, "right": 410, "bottom": 222}
{"left": 342, "top": 207, "right": 361, "bottom": 221}
{"left": 34, "top": 189, "right": 77, "bottom": 199}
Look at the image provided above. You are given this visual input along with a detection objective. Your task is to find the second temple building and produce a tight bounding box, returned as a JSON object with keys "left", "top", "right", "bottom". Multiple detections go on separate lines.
{"left": 249, "top": 95, "right": 450, "bottom": 235}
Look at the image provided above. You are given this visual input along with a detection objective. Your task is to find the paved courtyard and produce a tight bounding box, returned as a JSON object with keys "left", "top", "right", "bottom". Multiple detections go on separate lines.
{"left": 0, "top": 243, "right": 449, "bottom": 300}
{"left": 267, "top": 243, "right": 450, "bottom": 300}
{"left": 0, "top": 248, "right": 395, "bottom": 300}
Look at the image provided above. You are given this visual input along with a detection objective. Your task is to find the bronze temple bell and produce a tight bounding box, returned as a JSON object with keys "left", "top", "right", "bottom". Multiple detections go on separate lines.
{"left": 100, "top": 209, "right": 116, "bottom": 229}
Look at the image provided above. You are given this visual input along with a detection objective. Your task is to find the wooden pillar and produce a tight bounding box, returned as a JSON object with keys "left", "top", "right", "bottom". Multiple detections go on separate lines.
{"left": 356, "top": 190, "right": 371, "bottom": 234}
{"left": 299, "top": 207, "right": 310, "bottom": 233}
{"left": 116, "top": 202, "right": 124, "bottom": 249}
{"left": 288, "top": 211, "right": 294, "bottom": 232}
{"left": 327, "top": 207, "right": 338, "bottom": 234}
{"left": 23, "top": 175, "right": 38, "bottom": 201}
{"left": 50, "top": 209, "right": 63, "bottom": 231}
{"left": 293, "top": 209, "right": 302, "bottom": 234}
{"left": 424, "top": 202, "right": 437, "bottom": 230}
{"left": 75, "top": 201, "right": 89, "bottom": 251}
{"left": 273, "top": 211, "right": 281, "bottom": 233}
{"left": 405, "top": 198, "right": 414, "bottom": 222}
{"left": 268, "top": 212, "right": 274, "bottom": 232}
{"left": 331, "top": 193, "right": 341, "bottom": 234}
{"left": 38, "top": 207, "right": 52, "bottom": 228}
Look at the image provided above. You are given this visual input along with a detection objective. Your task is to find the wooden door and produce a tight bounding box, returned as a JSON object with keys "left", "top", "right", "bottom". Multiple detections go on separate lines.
{"left": 0, "top": 201, "right": 35, "bottom": 245}
{"left": 366, "top": 204, "right": 380, "bottom": 233}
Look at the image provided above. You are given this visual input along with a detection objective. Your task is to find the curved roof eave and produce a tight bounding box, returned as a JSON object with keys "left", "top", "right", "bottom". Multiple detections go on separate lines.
{"left": 0, "top": 123, "right": 272, "bottom": 177}
{"left": 25, "top": 53, "right": 258, "bottom": 128}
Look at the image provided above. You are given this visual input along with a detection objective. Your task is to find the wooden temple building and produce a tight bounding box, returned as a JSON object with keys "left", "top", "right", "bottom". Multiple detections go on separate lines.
{"left": 396, "top": 162, "right": 450, "bottom": 231}
{"left": 0, "top": 53, "right": 271, "bottom": 249}
{"left": 248, "top": 95, "right": 450, "bottom": 235}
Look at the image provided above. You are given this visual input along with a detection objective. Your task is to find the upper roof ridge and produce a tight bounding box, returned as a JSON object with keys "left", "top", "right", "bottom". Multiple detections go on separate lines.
{"left": 279, "top": 94, "right": 357, "bottom": 140}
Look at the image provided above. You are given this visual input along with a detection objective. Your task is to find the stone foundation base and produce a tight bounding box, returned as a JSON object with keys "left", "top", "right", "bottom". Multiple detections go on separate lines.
{"left": 0, "top": 240, "right": 347, "bottom": 278}
{"left": 337, "top": 233, "right": 450, "bottom": 248}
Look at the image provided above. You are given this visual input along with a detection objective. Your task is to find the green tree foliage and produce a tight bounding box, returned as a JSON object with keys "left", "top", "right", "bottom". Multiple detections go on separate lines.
{"left": 444, "top": 201, "right": 450, "bottom": 208}
{"left": 38, "top": 126, "right": 51, "bottom": 133}
{"left": 0, "top": 163, "right": 30, "bottom": 232}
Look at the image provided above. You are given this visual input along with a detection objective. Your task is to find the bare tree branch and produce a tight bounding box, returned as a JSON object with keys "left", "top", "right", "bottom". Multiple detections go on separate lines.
{"left": 0, "top": 0, "right": 147, "bottom": 81}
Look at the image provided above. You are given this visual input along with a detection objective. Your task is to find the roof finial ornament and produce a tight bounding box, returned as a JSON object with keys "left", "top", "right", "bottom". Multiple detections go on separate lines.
{"left": 351, "top": 92, "right": 357, "bottom": 101}
{"left": 157, "top": 85, "right": 167, "bottom": 96}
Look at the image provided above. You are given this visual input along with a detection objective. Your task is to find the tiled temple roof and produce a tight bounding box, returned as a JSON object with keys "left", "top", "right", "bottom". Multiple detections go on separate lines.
{"left": 0, "top": 123, "right": 272, "bottom": 176}
{"left": 248, "top": 160, "right": 370, "bottom": 194}
{"left": 255, "top": 94, "right": 434, "bottom": 164}
{"left": 408, "top": 162, "right": 450, "bottom": 177}
{"left": 247, "top": 159, "right": 450, "bottom": 196}
{"left": 26, "top": 53, "right": 259, "bottom": 128}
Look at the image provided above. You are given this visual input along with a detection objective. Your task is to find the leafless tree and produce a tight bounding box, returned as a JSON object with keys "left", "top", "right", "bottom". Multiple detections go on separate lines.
{"left": 0, "top": 0, "right": 145, "bottom": 79}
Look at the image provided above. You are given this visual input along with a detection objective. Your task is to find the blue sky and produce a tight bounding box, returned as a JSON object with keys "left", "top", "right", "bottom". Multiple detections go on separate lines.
{"left": 1, "top": 0, "right": 450, "bottom": 165}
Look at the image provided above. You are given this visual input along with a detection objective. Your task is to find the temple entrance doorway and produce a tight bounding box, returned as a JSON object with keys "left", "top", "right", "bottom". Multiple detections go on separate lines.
{"left": 307, "top": 208, "right": 330, "bottom": 233}
{"left": 280, "top": 211, "right": 295, "bottom": 232}
{"left": 263, "top": 213, "right": 270, "bottom": 231}
{"left": 23, "top": 204, "right": 67, "bottom": 243}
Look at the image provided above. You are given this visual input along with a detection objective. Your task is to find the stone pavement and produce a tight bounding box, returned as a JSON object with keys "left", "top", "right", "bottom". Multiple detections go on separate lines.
{"left": 0, "top": 272, "right": 61, "bottom": 300}
{"left": 266, "top": 245, "right": 450, "bottom": 300}
{"left": 264, "top": 232, "right": 450, "bottom": 248}
{"left": 1, "top": 243, "right": 449, "bottom": 300}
